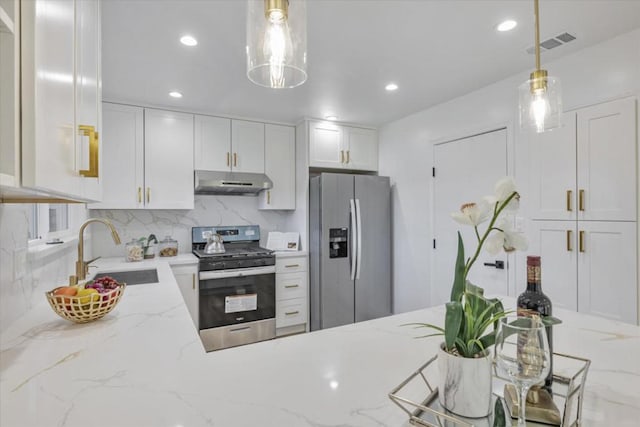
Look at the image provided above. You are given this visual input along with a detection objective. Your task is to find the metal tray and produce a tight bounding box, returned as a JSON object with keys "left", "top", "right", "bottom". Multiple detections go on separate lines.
{"left": 388, "top": 352, "right": 590, "bottom": 427}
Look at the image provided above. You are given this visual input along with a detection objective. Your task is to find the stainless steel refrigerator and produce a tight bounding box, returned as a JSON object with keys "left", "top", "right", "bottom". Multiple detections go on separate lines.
{"left": 309, "top": 173, "right": 392, "bottom": 330}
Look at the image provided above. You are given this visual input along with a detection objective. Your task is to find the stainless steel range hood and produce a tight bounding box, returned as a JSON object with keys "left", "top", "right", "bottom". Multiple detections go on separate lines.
{"left": 194, "top": 170, "right": 273, "bottom": 195}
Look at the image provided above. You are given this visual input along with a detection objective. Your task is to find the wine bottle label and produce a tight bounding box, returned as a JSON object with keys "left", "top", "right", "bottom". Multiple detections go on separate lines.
{"left": 527, "top": 265, "right": 541, "bottom": 283}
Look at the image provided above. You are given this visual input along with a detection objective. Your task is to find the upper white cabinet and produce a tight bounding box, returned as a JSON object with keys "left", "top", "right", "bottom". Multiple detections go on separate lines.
{"left": 259, "top": 124, "right": 295, "bottom": 210}
{"left": 144, "top": 109, "right": 194, "bottom": 209}
{"left": 19, "top": 0, "right": 102, "bottom": 202}
{"left": 529, "top": 98, "right": 637, "bottom": 222}
{"left": 0, "top": 0, "right": 20, "bottom": 188}
{"left": 91, "top": 104, "right": 194, "bottom": 210}
{"left": 308, "top": 121, "right": 378, "bottom": 171}
{"left": 194, "top": 116, "right": 264, "bottom": 174}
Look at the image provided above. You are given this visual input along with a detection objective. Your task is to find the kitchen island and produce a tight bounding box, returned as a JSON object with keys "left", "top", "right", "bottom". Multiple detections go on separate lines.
{"left": 1, "top": 257, "right": 639, "bottom": 426}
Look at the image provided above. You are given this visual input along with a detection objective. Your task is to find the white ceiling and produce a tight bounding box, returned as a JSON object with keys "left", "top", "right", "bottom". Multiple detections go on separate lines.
{"left": 102, "top": 0, "right": 640, "bottom": 127}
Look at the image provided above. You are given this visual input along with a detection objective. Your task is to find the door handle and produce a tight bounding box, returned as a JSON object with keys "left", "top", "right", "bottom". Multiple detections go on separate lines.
{"left": 346, "top": 150, "right": 350, "bottom": 164}
{"left": 146, "top": 187, "right": 150, "bottom": 204}
{"left": 566, "top": 190, "right": 572, "bottom": 212}
{"left": 566, "top": 230, "right": 573, "bottom": 252}
{"left": 285, "top": 310, "right": 300, "bottom": 316}
{"left": 355, "top": 199, "right": 362, "bottom": 280}
{"left": 226, "top": 152, "right": 230, "bottom": 167}
{"left": 285, "top": 264, "right": 299, "bottom": 268}
{"left": 267, "top": 190, "right": 271, "bottom": 205}
{"left": 233, "top": 152, "right": 237, "bottom": 167}
{"left": 579, "top": 230, "right": 585, "bottom": 252}
{"left": 284, "top": 284, "right": 299, "bottom": 289}
{"left": 483, "top": 260, "right": 505, "bottom": 269}
{"left": 192, "top": 273, "right": 195, "bottom": 290}
{"left": 79, "top": 125, "right": 99, "bottom": 178}
{"left": 138, "top": 187, "right": 142, "bottom": 203}
{"left": 579, "top": 189, "right": 585, "bottom": 211}
{"left": 340, "top": 150, "right": 345, "bottom": 164}
{"left": 349, "top": 199, "right": 357, "bottom": 280}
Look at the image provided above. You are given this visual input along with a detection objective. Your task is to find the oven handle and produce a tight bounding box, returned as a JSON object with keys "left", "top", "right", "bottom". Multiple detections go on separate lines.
{"left": 199, "top": 266, "right": 276, "bottom": 281}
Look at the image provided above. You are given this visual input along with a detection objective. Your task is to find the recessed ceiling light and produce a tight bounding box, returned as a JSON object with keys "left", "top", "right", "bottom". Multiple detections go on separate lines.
{"left": 385, "top": 83, "right": 399, "bottom": 91}
{"left": 180, "top": 35, "right": 198, "bottom": 46}
{"left": 325, "top": 115, "right": 338, "bottom": 121}
{"left": 496, "top": 20, "right": 517, "bottom": 32}
{"left": 169, "top": 91, "right": 183, "bottom": 98}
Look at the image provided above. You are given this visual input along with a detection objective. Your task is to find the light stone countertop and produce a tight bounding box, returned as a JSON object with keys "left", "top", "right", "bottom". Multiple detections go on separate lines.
{"left": 1, "top": 258, "right": 639, "bottom": 427}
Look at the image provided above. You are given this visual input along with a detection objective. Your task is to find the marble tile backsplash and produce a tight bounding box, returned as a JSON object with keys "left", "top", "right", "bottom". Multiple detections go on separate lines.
{"left": 89, "top": 195, "right": 294, "bottom": 259}
{"left": 0, "top": 204, "right": 81, "bottom": 332}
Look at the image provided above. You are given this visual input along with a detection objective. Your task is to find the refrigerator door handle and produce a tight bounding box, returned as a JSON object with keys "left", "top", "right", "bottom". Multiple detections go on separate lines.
{"left": 355, "top": 198, "right": 363, "bottom": 280}
{"left": 350, "top": 199, "right": 357, "bottom": 280}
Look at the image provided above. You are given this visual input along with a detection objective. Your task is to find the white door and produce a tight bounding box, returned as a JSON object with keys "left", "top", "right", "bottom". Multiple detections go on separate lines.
{"left": 345, "top": 127, "right": 377, "bottom": 171}
{"left": 577, "top": 97, "right": 637, "bottom": 221}
{"left": 528, "top": 220, "right": 578, "bottom": 311}
{"left": 76, "top": 0, "right": 101, "bottom": 201}
{"left": 144, "top": 109, "right": 194, "bottom": 209}
{"left": 577, "top": 221, "right": 637, "bottom": 324}
{"left": 529, "top": 112, "right": 577, "bottom": 221}
{"left": 231, "top": 120, "right": 264, "bottom": 173}
{"left": 90, "top": 103, "right": 144, "bottom": 209}
{"left": 432, "top": 129, "right": 508, "bottom": 305}
{"left": 259, "top": 124, "right": 295, "bottom": 210}
{"left": 194, "top": 115, "right": 231, "bottom": 172}
{"left": 308, "top": 121, "right": 344, "bottom": 168}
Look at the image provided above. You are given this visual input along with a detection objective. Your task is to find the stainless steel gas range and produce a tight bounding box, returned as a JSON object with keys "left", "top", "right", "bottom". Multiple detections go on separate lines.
{"left": 192, "top": 225, "right": 276, "bottom": 352}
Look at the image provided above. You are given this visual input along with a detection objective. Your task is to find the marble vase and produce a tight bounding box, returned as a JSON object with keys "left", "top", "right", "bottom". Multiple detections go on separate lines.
{"left": 437, "top": 343, "right": 492, "bottom": 418}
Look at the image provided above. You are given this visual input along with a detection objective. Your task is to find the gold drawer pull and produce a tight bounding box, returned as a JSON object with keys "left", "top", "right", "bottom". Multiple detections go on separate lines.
{"left": 192, "top": 273, "right": 196, "bottom": 290}
{"left": 226, "top": 152, "right": 230, "bottom": 167}
{"left": 579, "top": 189, "right": 585, "bottom": 211}
{"left": 566, "top": 230, "right": 572, "bottom": 252}
{"left": 285, "top": 311, "right": 300, "bottom": 316}
{"left": 340, "top": 150, "right": 345, "bottom": 163}
{"left": 146, "top": 187, "right": 150, "bottom": 204}
{"left": 233, "top": 152, "right": 237, "bottom": 167}
{"left": 267, "top": 190, "right": 271, "bottom": 204}
{"left": 284, "top": 284, "right": 299, "bottom": 289}
{"left": 566, "top": 190, "right": 572, "bottom": 212}
{"left": 579, "top": 230, "right": 585, "bottom": 252}
{"left": 346, "top": 150, "right": 350, "bottom": 163}
{"left": 285, "top": 264, "right": 300, "bottom": 268}
{"left": 138, "top": 187, "right": 142, "bottom": 203}
{"left": 79, "top": 125, "right": 99, "bottom": 178}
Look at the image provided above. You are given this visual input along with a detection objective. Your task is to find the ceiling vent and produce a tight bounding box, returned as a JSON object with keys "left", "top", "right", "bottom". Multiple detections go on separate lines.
{"left": 526, "top": 32, "right": 577, "bottom": 54}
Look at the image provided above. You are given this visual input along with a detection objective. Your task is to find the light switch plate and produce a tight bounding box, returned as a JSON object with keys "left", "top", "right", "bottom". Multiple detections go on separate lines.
{"left": 14, "top": 248, "right": 27, "bottom": 280}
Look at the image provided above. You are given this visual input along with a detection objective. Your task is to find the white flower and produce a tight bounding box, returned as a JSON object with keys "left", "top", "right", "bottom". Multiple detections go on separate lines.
{"left": 485, "top": 218, "right": 528, "bottom": 255}
{"left": 451, "top": 201, "right": 491, "bottom": 226}
{"left": 484, "top": 176, "right": 520, "bottom": 211}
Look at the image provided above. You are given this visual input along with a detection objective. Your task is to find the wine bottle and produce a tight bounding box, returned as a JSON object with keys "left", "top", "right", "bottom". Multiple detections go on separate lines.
{"left": 517, "top": 255, "right": 553, "bottom": 392}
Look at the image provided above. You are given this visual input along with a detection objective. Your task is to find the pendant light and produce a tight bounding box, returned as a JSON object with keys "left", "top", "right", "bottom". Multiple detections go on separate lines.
{"left": 518, "top": 0, "right": 562, "bottom": 132}
{"left": 246, "top": 0, "right": 307, "bottom": 89}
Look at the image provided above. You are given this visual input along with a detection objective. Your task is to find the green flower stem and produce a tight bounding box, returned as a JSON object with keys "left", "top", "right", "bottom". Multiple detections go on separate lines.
{"left": 463, "top": 192, "right": 518, "bottom": 281}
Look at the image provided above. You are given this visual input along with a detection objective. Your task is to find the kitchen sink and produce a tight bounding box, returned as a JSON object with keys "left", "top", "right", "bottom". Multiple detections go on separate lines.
{"left": 92, "top": 269, "right": 159, "bottom": 285}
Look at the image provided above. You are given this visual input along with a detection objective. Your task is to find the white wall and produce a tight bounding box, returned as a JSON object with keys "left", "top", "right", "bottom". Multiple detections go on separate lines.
{"left": 380, "top": 28, "right": 640, "bottom": 314}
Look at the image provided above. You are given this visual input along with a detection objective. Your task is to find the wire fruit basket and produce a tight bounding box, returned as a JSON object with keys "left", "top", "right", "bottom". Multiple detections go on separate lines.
{"left": 46, "top": 284, "right": 126, "bottom": 323}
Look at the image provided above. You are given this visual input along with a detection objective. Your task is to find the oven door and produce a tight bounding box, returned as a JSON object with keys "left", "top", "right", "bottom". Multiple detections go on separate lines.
{"left": 198, "top": 266, "right": 276, "bottom": 330}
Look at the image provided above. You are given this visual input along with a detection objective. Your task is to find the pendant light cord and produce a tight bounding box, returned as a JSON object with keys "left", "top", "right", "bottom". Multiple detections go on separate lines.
{"left": 534, "top": 0, "right": 541, "bottom": 71}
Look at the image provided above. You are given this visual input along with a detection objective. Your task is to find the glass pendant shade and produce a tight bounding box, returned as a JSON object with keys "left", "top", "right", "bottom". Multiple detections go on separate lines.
{"left": 519, "top": 72, "right": 562, "bottom": 133}
{"left": 246, "top": 0, "right": 307, "bottom": 89}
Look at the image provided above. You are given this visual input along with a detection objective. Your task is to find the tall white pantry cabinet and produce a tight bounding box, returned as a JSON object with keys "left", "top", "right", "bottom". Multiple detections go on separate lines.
{"left": 528, "top": 97, "right": 638, "bottom": 324}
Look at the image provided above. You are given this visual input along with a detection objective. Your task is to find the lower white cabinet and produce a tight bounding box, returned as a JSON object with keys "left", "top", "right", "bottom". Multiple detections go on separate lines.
{"left": 259, "top": 124, "right": 295, "bottom": 210}
{"left": 529, "top": 220, "right": 637, "bottom": 324}
{"left": 275, "top": 253, "right": 308, "bottom": 336}
{"left": 171, "top": 263, "right": 198, "bottom": 328}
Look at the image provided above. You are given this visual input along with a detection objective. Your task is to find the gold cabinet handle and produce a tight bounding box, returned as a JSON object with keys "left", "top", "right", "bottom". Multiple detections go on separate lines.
{"left": 226, "top": 152, "right": 230, "bottom": 167}
{"left": 579, "top": 189, "right": 585, "bottom": 211}
{"left": 233, "top": 152, "right": 237, "bottom": 167}
{"left": 346, "top": 150, "right": 350, "bottom": 164}
{"left": 566, "top": 190, "right": 572, "bottom": 212}
{"left": 566, "top": 230, "right": 572, "bottom": 252}
{"left": 579, "top": 230, "right": 585, "bottom": 252}
{"left": 285, "top": 264, "right": 299, "bottom": 268}
{"left": 79, "top": 125, "right": 99, "bottom": 178}
{"left": 284, "top": 284, "right": 299, "bottom": 289}
{"left": 138, "top": 187, "right": 142, "bottom": 203}
{"left": 340, "top": 150, "right": 345, "bottom": 164}
{"left": 267, "top": 190, "right": 271, "bottom": 205}
{"left": 146, "top": 187, "right": 150, "bottom": 204}
{"left": 285, "top": 310, "right": 300, "bottom": 316}
{"left": 192, "top": 273, "right": 196, "bottom": 290}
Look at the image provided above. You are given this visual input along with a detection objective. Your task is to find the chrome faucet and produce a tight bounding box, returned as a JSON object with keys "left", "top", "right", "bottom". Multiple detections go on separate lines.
{"left": 69, "top": 218, "right": 121, "bottom": 285}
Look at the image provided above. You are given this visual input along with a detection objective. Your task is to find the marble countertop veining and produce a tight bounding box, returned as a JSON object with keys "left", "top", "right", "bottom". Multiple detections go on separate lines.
{"left": 1, "top": 258, "right": 639, "bottom": 426}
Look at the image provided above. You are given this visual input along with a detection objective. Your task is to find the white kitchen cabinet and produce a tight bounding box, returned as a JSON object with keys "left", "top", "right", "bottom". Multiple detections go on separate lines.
{"left": 171, "top": 263, "right": 199, "bottom": 328}
{"left": 308, "top": 121, "right": 378, "bottom": 171}
{"left": 577, "top": 221, "right": 637, "bottom": 324}
{"left": 529, "top": 97, "right": 636, "bottom": 222}
{"left": 144, "top": 109, "right": 194, "bottom": 209}
{"left": 529, "top": 220, "right": 637, "bottom": 324}
{"left": 91, "top": 105, "right": 193, "bottom": 210}
{"left": 194, "top": 116, "right": 264, "bottom": 174}
{"left": 90, "top": 103, "right": 143, "bottom": 209}
{"left": 259, "top": 124, "right": 295, "bottom": 210}
{"left": 577, "top": 98, "right": 636, "bottom": 221}
{"left": 275, "top": 253, "right": 308, "bottom": 336}
{"left": 19, "top": 0, "right": 102, "bottom": 202}
{"left": 194, "top": 115, "right": 231, "bottom": 171}
{"left": 0, "top": 0, "right": 19, "bottom": 188}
